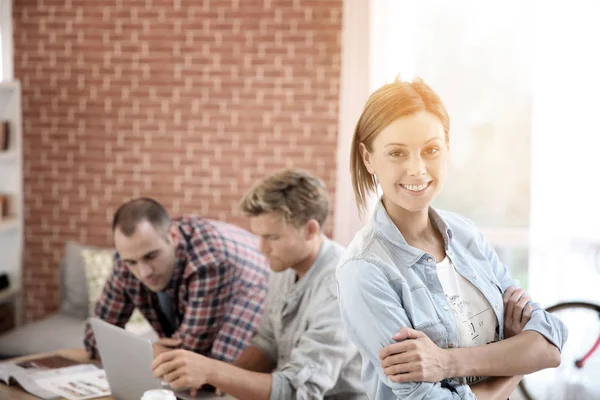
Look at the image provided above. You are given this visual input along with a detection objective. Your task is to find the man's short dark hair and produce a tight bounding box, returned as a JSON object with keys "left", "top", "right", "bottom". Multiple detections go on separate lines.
{"left": 112, "top": 197, "right": 172, "bottom": 236}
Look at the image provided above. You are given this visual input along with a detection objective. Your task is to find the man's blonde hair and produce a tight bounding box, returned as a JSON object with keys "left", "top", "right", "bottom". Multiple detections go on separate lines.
{"left": 240, "top": 168, "right": 329, "bottom": 228}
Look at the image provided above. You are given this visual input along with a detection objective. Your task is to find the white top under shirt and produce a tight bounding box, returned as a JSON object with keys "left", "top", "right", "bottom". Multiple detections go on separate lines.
{"left": 436, "top": 257, "right": 498, "bottom": 385}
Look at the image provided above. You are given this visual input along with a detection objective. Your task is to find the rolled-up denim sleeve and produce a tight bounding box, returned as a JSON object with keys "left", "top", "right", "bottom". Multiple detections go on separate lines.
{"left": 269, "top": 278, "right": 358, "bottom": 400}
{"left": 337, "top": 260, "right": 476, "bottom": 400}
{"left": 476, "top": 230, "right": 569, "bottom": 351}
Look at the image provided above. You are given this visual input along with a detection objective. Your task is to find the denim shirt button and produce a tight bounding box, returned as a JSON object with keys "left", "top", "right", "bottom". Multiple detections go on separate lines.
{"left": 495, "top": 303, "right": 499, "bottom": 309}
{"left": 443, "top": 306, "right": 449, "bottom": 311}
{"left": 427, "top": 257, "right": 433, "bottom": 263}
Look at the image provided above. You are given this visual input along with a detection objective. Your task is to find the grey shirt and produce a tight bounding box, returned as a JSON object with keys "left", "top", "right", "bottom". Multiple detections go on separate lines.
{"left": 251, "top": 237, "right": 366, "bottom": 400}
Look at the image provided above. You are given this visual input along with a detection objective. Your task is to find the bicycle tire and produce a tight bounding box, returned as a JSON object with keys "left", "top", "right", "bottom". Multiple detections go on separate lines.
{"left": 518, "top": 301, "right": 600, "bottom": 400}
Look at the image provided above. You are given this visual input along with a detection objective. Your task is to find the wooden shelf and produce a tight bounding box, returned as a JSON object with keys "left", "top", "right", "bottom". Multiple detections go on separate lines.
{"left": 0, "top": 217, "right": 19, "bottom": 233}
{"left": 0, "top": 150, "right": 17, "bottom": 162}
{"left": 0, "top": 82, "right": 19, "bottom": 92}
{"left": 0, "top": 285, "right": 20, "bottom": 303}
{"left": 0, "top": 81, "right": 23, "bottom": 327}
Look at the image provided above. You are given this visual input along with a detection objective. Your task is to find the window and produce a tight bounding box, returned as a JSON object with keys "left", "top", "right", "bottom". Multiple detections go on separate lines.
{"left": 369, "top": 1, "right": 600, "bottom": 305}
{"left": 370, "top": 0, "right": 533, "bottom": 286}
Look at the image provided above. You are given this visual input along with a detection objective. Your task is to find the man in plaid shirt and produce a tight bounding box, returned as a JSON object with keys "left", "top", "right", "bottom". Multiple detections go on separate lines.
{"left": 83, "top": 197, "right": 269, "bottom": 362}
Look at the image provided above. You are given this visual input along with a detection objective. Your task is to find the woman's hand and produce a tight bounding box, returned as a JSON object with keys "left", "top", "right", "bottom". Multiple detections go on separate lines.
{"left": 503, "top": 286, "right": 532, "bottom": 339}
{"left": 380, "top": 328, "right": 451, "bottom": 383}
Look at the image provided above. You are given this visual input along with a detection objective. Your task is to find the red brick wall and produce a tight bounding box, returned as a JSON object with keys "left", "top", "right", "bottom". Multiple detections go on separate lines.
{"left": 13, "top": 1, "right": 342, "bottom": 322}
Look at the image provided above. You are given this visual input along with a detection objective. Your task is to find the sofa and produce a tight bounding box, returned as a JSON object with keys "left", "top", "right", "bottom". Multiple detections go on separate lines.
{"left": 0, "top": 241, "right": 156, "bottom": 358}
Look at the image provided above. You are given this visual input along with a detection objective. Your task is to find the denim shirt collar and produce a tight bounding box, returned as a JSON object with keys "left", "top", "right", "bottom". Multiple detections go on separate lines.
{"left": 371, "top": 199, "right": 453, "bottom": 267}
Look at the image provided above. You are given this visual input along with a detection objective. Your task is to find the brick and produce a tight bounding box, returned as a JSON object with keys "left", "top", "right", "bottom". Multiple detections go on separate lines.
{"left": 14, "top": 0, "right": 342, "bottom": 322}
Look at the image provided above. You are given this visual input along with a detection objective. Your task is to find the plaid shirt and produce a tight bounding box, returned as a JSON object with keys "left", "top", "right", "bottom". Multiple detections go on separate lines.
{"left": 84, "top": 216, "right": 269, "bottom": 362}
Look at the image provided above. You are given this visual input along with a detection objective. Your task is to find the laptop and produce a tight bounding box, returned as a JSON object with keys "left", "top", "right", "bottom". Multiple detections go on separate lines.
{"left": 90, "top": 317, "right": 219, "bottom": 400}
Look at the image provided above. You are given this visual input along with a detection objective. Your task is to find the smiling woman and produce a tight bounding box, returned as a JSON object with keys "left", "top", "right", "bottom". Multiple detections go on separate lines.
{"left": 350, "top": 77, "right": 449, "bottom": 216}
{"left": 359, "top": 112, "right": 448, "bottom": 229}
{"left": 336, "top": 77, "right": 568, "bottom": 400}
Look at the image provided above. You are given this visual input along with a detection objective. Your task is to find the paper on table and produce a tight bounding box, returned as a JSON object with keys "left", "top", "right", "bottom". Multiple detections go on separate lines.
{"left": 0, "top": 361, "right": 99, "bottom": 399}
{"left": 36, "top": 369, "right": 111, "bottom": 400}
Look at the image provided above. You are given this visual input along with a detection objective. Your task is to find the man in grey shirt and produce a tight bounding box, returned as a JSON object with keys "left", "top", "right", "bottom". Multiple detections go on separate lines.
{"left": 152, "top": 168, "right": 366, "bottom": 399}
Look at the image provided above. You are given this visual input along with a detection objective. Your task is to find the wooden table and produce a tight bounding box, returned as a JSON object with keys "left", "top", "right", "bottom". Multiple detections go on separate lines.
{"left": 0, "top": 348, "right": 230, "bottom": 399}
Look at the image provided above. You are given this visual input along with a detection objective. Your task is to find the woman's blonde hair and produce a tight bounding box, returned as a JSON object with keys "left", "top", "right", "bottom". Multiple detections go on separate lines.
{"left": 350, "top": 77, "right": 450, "bottom": 214}
{"left": 240, "top": 168, "right": 329, "bottom": 228}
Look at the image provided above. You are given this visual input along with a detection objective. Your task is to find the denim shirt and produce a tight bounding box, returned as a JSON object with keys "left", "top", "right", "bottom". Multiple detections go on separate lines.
{"left": 336, "top": 200, "right": 568, "bottom": 400}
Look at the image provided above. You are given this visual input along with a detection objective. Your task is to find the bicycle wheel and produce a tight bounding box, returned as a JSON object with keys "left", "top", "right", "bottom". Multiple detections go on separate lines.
{"left": 519, "top": 301, "right": 600, "bottom": 400}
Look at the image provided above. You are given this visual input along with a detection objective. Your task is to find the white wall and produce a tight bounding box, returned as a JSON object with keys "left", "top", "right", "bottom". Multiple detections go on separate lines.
{"left": 0, "top": 0, "right": 13, "bottom": 81}
{"left": 333, "top": 0, "right": 417, "bottom": 245}
{"left": 333, "top": 0, "right": 372, "bottom": 245}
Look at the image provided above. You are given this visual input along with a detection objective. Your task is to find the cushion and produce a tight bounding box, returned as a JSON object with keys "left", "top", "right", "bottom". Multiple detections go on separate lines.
{"left": 80, "top": 248, "right": 115, "bottom": 317}
{"left": 60, "top": 241, "right": 113, "bottom": 319}
{"left": 80, "top": 249, "right": 145, "bottom": 325}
